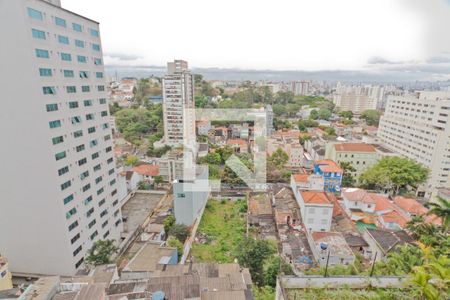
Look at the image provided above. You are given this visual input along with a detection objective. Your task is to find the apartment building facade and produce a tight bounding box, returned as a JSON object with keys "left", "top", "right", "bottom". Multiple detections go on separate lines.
{"left": 0, "top": 0, "right": 122, "bottom": 275}
{"left": 162, "top": 60, "right": 196, "bottom": 146}
{"left": 378, "top": 91, "right": 450, "bottom": 198}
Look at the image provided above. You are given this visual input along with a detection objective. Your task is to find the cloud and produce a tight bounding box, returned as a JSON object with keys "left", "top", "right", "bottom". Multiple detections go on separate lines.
{"left": 367, "top": 56, "right": 408, "bottom": 65}
{"left": 104, "top": 53, "right": 143, "bottom": 61}
{"left": 426, "top": 55, "right": 450, "bottom": 64}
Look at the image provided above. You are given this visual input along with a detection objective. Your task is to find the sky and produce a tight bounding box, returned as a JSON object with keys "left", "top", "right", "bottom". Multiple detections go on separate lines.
{"left": 62, "top": 0, "right": 450, "bottom": 80}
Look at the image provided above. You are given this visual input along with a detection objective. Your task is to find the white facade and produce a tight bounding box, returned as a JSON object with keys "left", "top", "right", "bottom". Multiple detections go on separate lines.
{"left": 378, "top": 92, "right": 450, "bottom": 198}
{"left": 333, "top": 85, "right": 380, "bottom": 114}
{"left": 293, "top": 191, "right": 333, "bottom": 232}
{"left": 162, "top": 60, "right": 196, "bottom": 146}
{"left": 291, "top": 81, "right": 310, "bottom": 96}
{"left": 0, "top": 0, "right": 122, "bottom": 276}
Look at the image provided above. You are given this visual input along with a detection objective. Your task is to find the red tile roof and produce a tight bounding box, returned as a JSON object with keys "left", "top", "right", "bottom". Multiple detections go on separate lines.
{"left": 369, "top": 193, "right": 393, "bottom": 211}
{"left": 132, "top": 164, "right": 159, "bottom": 176}
{"left": 227, "top": 139, "right": 247, "bottom": 147}
{"left": 393, "top": 196, "right": 427, "bottom": 215}
{"left": 342, "top": 188, "right": 376, "bottom": 204}
{"left": 380, "top": 210, "right": 410, "bottom": 229}
{"left": 300, "top": 191, "right": 331, "bottom": 205}
{"left": 334, "top": 143, "right": 376, "bottom": 152}
{"left": 292, "top": 174, "right": 309, "bottom": 183}
{"left": 316, "top": 160, "right": 343, "bottom": 173}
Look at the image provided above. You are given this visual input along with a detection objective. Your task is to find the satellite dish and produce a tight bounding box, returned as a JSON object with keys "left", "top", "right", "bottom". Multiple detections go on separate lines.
{"left": 320, "top": 242, "right": 328, "bottom": 250}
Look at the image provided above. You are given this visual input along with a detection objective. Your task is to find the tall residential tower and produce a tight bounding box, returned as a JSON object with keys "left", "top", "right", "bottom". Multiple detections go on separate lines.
{"left": 0, "top": 0, "right": 122, "bottom": 275}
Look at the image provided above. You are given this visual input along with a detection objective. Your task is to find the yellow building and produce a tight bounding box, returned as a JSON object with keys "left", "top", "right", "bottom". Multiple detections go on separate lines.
{"left": 0, "top": 255, "right": 13, "bottom": 291}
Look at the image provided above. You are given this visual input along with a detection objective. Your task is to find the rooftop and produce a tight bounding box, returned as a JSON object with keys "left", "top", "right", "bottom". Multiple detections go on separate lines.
{"left": 342, "top": 188, "right": 376, "bottom": 204}
{"left": 393, "top": 196, "right": 427, "bottom": 216}
{"left": 300, "top": 191, "right": 331, "bottom": 205}
{"left": 132, "top": 164, "right": 160, "bottom": 177}
{"left": 315, "top": 160, "right": 343, "bottom": 173}
{"left": 311, "top": 231, "right": 354, "bottom": 257}
{"left": 121, "top": 192, "right": 165, "bottom": 234}
{"left": 366, "top": 228, "right": 414, "bottom": 254}
{"left": 334, "top": 143, "right": 376, "bottom": 152}
{"left": 123, "top": 242, "right": 177, "bottom": 272}
{"left": 292, "top": 173, "right": 309, "bottom": 183}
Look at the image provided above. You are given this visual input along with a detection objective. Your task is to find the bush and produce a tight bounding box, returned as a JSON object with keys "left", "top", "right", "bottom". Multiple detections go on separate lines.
{"left": 168, "top": 223, "right": 189, "bottom": 243}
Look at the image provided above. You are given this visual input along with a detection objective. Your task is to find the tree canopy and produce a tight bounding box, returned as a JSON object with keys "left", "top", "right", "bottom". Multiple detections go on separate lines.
{"left": 361, "top": 109, "right": 382, "bottom": 126}
{"left": 85, "top": 240, "right": 118, "bottom": 266}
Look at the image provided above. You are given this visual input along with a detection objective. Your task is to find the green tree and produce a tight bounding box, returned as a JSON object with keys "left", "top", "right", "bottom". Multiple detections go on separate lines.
{"left": 339, "top": 110, "right": 353, "bottom": 120}
{"left": 85, "top": 240, "right": 118, "bottom": 266}
{"left": 361, "top": 109, "right": 382, "bottom": 126}
{"left": 309, "top": 109, "right": 319, "bottom": 120}
{"left": 323, "top": 127, "right": 336, "bottom": 136}
{"left": 163, "top": 215, "right": 175, "bottom": 233}
{"left": 299, "top": 134, "right": 311, "bottom": 145}
{"left": 360, "top": 157, "right": 429, "bottom": 195}
{"left": 137, "top": 180, "right": 149, "bottom": 190}
{"left": 264, "top": 256, "right": 294, "bottom": 287}
{"left": 318, "top": 108, "right": 332, "bottom": 120}
{"left": 272, "top": 104, "right": 287, "bottom": 116}
{"left": 269, "top": 148, "right": 289, "bottom": 169}
{"left": 427, "top": 197, "right": 450, "bottom": 232}
{"left": 234, "top": 237, "right": 275, "bottom": 286}
{"left": 124, "top": 155, "right": 139, "bottom": 166}
{"left": 167, "top": 237, "right": 184, "bottom": 262}
{"left": 154, "top": 175, "right": 163, "bottom": 185}
{"left": 168, "top": 223, "right": 189, "bottom": 243}
{"left": 339, "top": 161, "right": 356, "bottom": 187}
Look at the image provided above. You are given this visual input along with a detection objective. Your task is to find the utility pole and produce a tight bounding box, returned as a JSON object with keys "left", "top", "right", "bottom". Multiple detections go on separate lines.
{"left": 324, "top": 250, "right": 331, "bottom": 277}
{"left": 369, "top": 252, "right": 378, "bottom": 277}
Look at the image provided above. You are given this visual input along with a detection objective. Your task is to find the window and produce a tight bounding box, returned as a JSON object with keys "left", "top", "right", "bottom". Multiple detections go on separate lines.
{"left": 99, "top": 98, "right": 107, "bottom": 105}
{"left": 69, "top": 101, "right": 79, "bottom": 109}
{"left": 320, "top": 219, "right": 328, "bottom": 225}
{"left": 84, "top": 100, "right": 93, "bottom": 107}
{"left": 75, "top": 39, "right": 84, "bottom": 48}
{"left": 101, "top": 111, "right": 108, "bottom": 117}
{"left": 39, "top": 68, "right": 52, "bottom": 77}
{"left": 97, "top": 85, "right": 105, "bottom": 91}
{"left": 112, "top": 199, "right": 118, "bottom": 206}
{"left": 90, "top": 139, "right": 98, "bottom": 147}
{"left": 104, "top": 134, "right": 111, "bottom": 141}
{"left": 88, "top": 219, "right": 96, "bottom": 229}
{"left": 27, "top": 7, "right": 43, "bottom": 20}
{"left": 61, "top": 53, "right": 72, "bottom": 61}
{"left": 109, "top": 168, "right": 114, "bottom": 175}
{"left": 64, "top": 69, "right": 74, "bottom": 77}
{"left": 52, "top": 136, "right": 64, "bottom": 145}
{"left": 66, "top": 86, "right": 76, "bottom": 93}
{"left": 94, "top": 164, "right": 101, "bottom": 171}
{"left": 89, "top": 28, "right": 99, "bottom": 37}
{"left": 79, "top": 71, "right": 89, "bottom": 78}
{"left": 94, "top": 58, "right": 102, "bottom": 65}
{"left": 100, "top": 209, "right": 108, "bottom": 217}
{"left": 177, "top": 193, "right": 186, "bottom": 198}
{"left": 71, "top": 116, "right": 82, "bottom": 124}
{"left": 102, "top": 220, "right": 108, "bottom": 228}
{"left": 308, "top": 207, "right": 315, "bottom": 214}
{"left": 55, "top": 17, "right": 66, "bottom": 27}
{"left": 75, "top": 144, "right": 85, "bottom": 152}
{"left": 110, "top": 179, "right": 116, "bottom": 186}
{"left": 90, "top": 230, "right": 98, "bottom": 240}
{"left": 87, "top": 207, "right": 95, "bottom": 217}
{"left": 43, "top": 86, "right": 56, "bottom": 95}
{"left": 82, "top": 85, "right": 90, "bottom": 92}
{"left": 58, "top": 166, "right": 69, "bottom": 176}
{"left": 106, "top": 146, "right": 112, "bottom": 153}
{"left": 111, "top": 189, "right": 117, "bottom": 196}
{"left": 49, "top": 120, "right": 61, "bottom": 129}
{"left": 67, "top": 208, "right": 77, "bottom": 220}
{"left": 58, "top": 35, "right": 69, "bottom": 45}
{"left": 77, "top": 55, "right": 87, "bottom": 63}
{"left": 307, "top": 218, "right": 314, "bottom": 224}
{"left": 61, "top": 180, "right": 71, "bottom": 191}
{"left": 72, "top": 23, "right": 82, "bottom": 32}
{"left": 63, "top": 194, "right": 74, "bottom": 205}
{"left": 102, "top": 122, "right": 109, "bottom": 129}
{"left": 82, "top": 183, "right": 91, "bottom": 192}
{"left": 88, "top": 127, "right": 96, "bottom": 134}
{"left": 86, "top": 113, "right": 94, "bottom": 120}
{"left": 91, "top": 151, "right": 99, "bottom": 159}
{"left": 97, "top": 187, "right": 104, "bottom": 195}
{"left": 35, "top": 49, "right": 49, "bottom": 58}
{"left": 322, "top": 208, "right": 329, "bottom": 215}
{"left": 78, "top": 158, "right": 87, "bottom": 166}
{"left": 107, "top": 157, "right": 113, "bottom": 164}
{"left": 74, "top": 130, "right": 83, "bottom": 138}
{"left": 46, "top": 103, "right": 58, "bottom": 112}
{"left": 70, "top": 232, "right": 80, "bottom": 244}
{"left": 75, "top": 258, "right": 84, "bottom": 269}
{"left": 96, "top": 72, "right": 104, "bottom": 79}
{"left": 32, "top": 29, "right": 46, "bottom": 39}
{"left": 92, "top": 44, "right": 100, "bottom": 51}
{"left": 85, "top": 196, "right": 93, "bottom": 206}
{"left": 80, "top": 170, "right": 89, "bottom": 180}
{"left": 73, "top": 245, "right": 82, "bottom": 257}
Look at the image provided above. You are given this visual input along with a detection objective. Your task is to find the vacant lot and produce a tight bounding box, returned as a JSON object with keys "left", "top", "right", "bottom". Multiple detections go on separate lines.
{"left": 190, "top": 199, "right": 246, "bottom": 263}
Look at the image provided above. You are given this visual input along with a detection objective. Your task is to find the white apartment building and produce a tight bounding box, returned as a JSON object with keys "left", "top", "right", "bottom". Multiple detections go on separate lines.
{"left": 378, "top": 91, "right": 450, "bottom": 198}
{"left": 291, "top": 81, "right": 310, "bottom": 96}
{"left": 162, "top": 60, "right": 196, "bottom": 146}
{"left": 0, "top": 0, "right": 122, "bottom": 276}
{"left": 333, "top": 84, "right": 380, "bottom": 114}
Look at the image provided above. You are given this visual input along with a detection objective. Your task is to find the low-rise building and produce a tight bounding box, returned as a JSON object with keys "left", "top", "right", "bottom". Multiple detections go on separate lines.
{"left": 306, "top": 231, "right": 355, "bottom": 266}
{"left": 362, "top": 228, "right": 414, "bottom": 261}
{"left": 325, "top": 143, "right": 378, "bottom": 181}
{"left": 294, "top": 191, "right": 334, "bottom": 232}
{"left": 227, "top": 139, "right": 249, "bottom": 153}
{"left": 132, "top": 164, "right": 160, "bottom": 184}
{"left": 196, "top": 120, "right": 211, "bottom": 136}
{"left": 313, "top": 160, "right": 343, "bottom": 193}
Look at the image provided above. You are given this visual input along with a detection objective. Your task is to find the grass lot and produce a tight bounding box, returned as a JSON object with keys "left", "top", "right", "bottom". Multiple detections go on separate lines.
{"left": 191, "top": 199, "right": 246, "bottom": 263}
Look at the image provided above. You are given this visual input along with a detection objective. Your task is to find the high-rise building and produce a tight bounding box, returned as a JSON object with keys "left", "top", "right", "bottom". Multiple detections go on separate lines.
{"left": 0, "top": 0, "right": 122, "bottom": 275}
{"left": 333, "top": 84, "right": 381, "bottom": 114}
{"left": 291, "top": 80, "right": 310, "bottom": 96}
{"left": 378, "top": 91, "right": 450, "bottom": 198}
{"left": 162, "top": 60, "right": 196, "bottom": 146}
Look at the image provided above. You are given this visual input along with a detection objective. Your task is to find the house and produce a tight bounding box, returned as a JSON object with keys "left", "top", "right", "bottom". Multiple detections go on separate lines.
{"left": 132, "top": 164, "right": 159, "bottom": 183}
{"left": 294, "top": 191, "right": 334, "bottom": 232}
{"left": 362, "top": 228, "right": 414, "bottom": 261}
{"left": 313, "top": 160, "right": 343, "bottom": 193}
{"left": 394, "top": 196, "right": 441, "bottom": 225}
{"left": 119, "top": 169, "right": 142, "bottom": 193}
{"left": 290, "top": 173, "right": 324, "bottom": 202}
{"left": 227, "top": 139, "right": 249, "bottom": 153}
{"left": 196, "top": 120, "right": 211, "bottom": 136}
{"left": 325, "top": 143, "right": 378, "bottom": 182}
{"left": 306, "top": 231, "right": 355, "bottom": 266}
